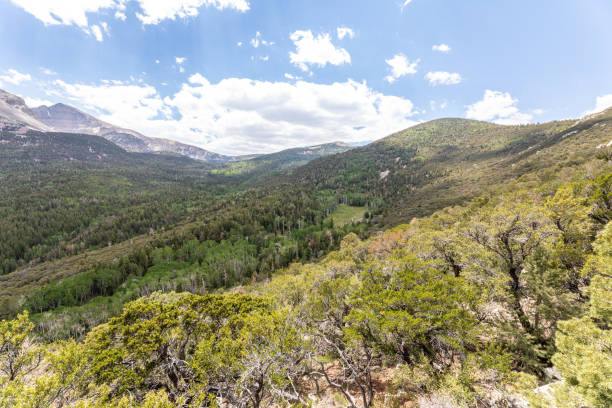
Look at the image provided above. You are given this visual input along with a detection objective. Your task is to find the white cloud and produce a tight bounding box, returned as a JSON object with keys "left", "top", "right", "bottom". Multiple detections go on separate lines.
{"left": 429, "top": 100, "right": 448, "bottom": 112}
{"left": 284, "top": 73, "right": 302, "bottom": 80}
{"left": 9, "top": 0, "right": 250, "bottom": 31}
{"left": 337, "top": 27, "right": 354, "bottom": 40}
{"left": 432, "top": 43, "right": 451, "bottom": 53}
{"left": 237, "top": 41, "right": 243, "bottom": 47}
{"left": 91, "top": 24, "right": 104, "bottom": 41}
{"left": 155, "top": 59, "right": 160, "bottom": 64}
{"left": 132, "top": 0, "right": 250, "bottom": 24}
{"left": 425, "top": 71, "right": 462, "bottom": 86}
{"left": 402, "top": 0, "right": 414, "bottom": 9}
{"left": 466, "top": 90, "right": 533, "bottom": 125}
{"left": 9, "top": 0, "right": 116, "bottom": 27}
{"left": 101, "top": 21, "right": 110, "bottom": 35}
{"left": 24, "top": 96, "right": 54, "bottom": 107}
{"left": 40, "top": 67, "right": 57, "bottom": 75}
{"left": 583, "top": 94, "right": 612, "bottom": 116}
{"left": 250, "top": 31, "right": 273, "bottom": 48}
{"left": 0, "top": 69, "right": 32, "bottom": 85}
{"left": 260, "top": 56, "right": 270, "bottom": 61}
{"left": 175, "top": 57, "right": 186, "bottom": 72}
{"left": 48, "top": 75, "right": 419, "bottom": 155}
{"left": 289, "top": 30, "right": 351, "bottom": 72}
{"left": 384, "top": 54, "right": 419, "bottom": 83}
{"left": 53, "top": 78, "right": 171, "bottom": 128}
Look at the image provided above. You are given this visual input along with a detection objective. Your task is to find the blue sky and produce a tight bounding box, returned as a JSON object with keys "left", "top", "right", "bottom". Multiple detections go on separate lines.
{"left": 1, "top": 0, "right": 611, "bottom": 154}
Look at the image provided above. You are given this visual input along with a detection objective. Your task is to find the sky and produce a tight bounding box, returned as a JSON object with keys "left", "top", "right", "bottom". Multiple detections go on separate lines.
{"left": 1, "top": 0, "right": 611, "bottom": 155}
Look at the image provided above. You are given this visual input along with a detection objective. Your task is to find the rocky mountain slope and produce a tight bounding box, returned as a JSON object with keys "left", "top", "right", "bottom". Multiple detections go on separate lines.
{"left": 2, "top": 88, "right": 356, "bottom": 164}
{"left": 0, "top": 89, "right": 52, "bottom": 133}
{"left": 31, "top": 103, "right": 231, "bottom": 162}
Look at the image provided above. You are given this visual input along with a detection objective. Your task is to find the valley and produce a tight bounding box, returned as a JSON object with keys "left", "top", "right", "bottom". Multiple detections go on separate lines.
{"left": 0, "top": 86, "right": 610, "bottom": 407}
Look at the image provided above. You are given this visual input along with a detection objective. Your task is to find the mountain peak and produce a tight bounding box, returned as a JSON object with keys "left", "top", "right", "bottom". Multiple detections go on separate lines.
{"left": 30, "top": 100, "right": 231, "bottom": 162}
{"left": 0, "top": 88, "right": 52, "bottom": 132}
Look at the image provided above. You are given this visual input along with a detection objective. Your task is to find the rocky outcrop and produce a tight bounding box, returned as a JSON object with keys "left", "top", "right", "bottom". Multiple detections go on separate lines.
{"left": 0, "top": 89, "right": 52, "bottom": 133}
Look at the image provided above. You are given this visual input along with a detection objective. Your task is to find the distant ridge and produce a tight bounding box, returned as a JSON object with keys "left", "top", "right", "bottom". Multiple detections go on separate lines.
{"left": 1, "top": 88, "right": 356, "bottom": 162}
{"left": 31, "top": 103, "right": 230, "bottom": 162}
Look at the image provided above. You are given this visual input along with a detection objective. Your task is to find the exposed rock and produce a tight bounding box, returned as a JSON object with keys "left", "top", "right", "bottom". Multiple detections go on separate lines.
{"left": 31, "top": 103, "right": 230, "bottom": 161}
{"left": 0, "top": 89, "right": 52, "bottom": 133}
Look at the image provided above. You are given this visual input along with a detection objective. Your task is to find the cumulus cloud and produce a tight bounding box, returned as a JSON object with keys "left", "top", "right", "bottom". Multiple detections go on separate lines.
{"left": 133, "top": 0, "right": 249, "bottom": 24}
{"left": 466, "top": 90, "right": 533, "bottom": 125}
{"left": 250, "top": 31, "right": 273, "bottom": 48}
{"left": 0, "top": 69, "right": 32, "bottom": 85}
{"left": 425, "top": 71, "right": 462, "bottom": 86}
{"left": 176, "top": 57, "right": 186, "bottom": 72}
{"left": 583, "top": 94, "right": 612, "bottom": 116}
{"left": 24, "top": 96, "right": 55, "bottom": 107}
{"left": 48, "top": 75, "right": 419, "bottom": 154}
{"left": 384, "top": 54, "right": 419, "bottom": 83}
{"left": 9, "top": 0, "right": 116, "bottom": 27}
{"left": 101, "top": 21, "right": 110, "bottom": 35}
{"left": 429, "top": 100, "right": 448, "bottom": 112}
{"left": 432, "top": 43, "right": 451, "bottom": 53}
{"left": 53, "top": 78, "right": 171, "bottom": 127}
{"left": 9, "top": 0, "right": 250, "bottom": 33}
{"left": 337, "top": 27, "right": 354, "bottom": 40}
{"left": 40, "top": 67, "right": 57, "bottom": 75}
{"left": 289, "top": 30, "right": 351, "bottom": 72}
{"left": 91, "top": 24, "right": 104, "bottom": 41}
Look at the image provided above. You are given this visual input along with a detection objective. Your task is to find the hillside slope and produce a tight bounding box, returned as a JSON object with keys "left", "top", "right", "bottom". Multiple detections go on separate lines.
{"left": 3, "top": 117, "right": 610, "bottom": 408}
{"left": 2, "top": 108, "right": 611, "bottom": 320}
{"left": 214, "top": 142, "right": 352, "bottom": 177}
{"left": 293, "top": 110, "right": 612, "bottom": 225}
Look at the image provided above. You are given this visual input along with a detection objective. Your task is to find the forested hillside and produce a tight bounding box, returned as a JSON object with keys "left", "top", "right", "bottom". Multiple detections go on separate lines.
{"left": 0, "top": 128, "right": 365, "bottom": 334}
{"left": 0, "top": 109, "right": 611, "bottom": 407}
{"left": 293, "top": 110, "right": 612, "bottom": 225}
{"left": 0, "top": 128, "right": 353, "bottom": 278}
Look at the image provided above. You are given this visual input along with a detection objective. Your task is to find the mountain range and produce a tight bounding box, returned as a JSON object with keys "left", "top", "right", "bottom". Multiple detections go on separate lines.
{"left": 0, "top": 88, "right": 353, "bottom": 162}
{"left": 30, "top": 103, "right": 232, "bottom": 162}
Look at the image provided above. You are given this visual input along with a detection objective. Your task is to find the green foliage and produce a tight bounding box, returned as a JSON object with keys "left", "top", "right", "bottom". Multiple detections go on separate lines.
{"left": 588, "top": 173, "right": 612, "bottom": 225}
{"left": 521, "top": 223, "right": 612, "bottom": 408}
{"left": 79, "top": 292, "right": 307, "bottom": 406}
{"left": 328, "top": 204, "right": 367, "bottom": 227}
{"left": 346, "top": 255, "right": 478, "bottom": 367}
{"left": 0, "top": 311, "right": 41, "bottom": 382}
{"left": 1, "top": 111, "right": 612, "bottom": 406}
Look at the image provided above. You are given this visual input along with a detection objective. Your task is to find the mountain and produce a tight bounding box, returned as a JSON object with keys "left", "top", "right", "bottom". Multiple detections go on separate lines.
{"left": 2, "top": 107, "right": 610, "bottom": 408}
{"left": 0, "top": 88, "right": 52, "bottom": 133}
{"left": 0, "top": 129, "right": 129, "bottom": 166}
{"left": 1, "top": 88, "right": 355, "bottom": 164}
{"left": 215, "top": 141, "right": 352, "bottom": 177}
{"left": 292, "top": 109, "right": 612, "bottom": 225}
{"left": 31, "top": 103, "right": 231, "bottom": 162}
